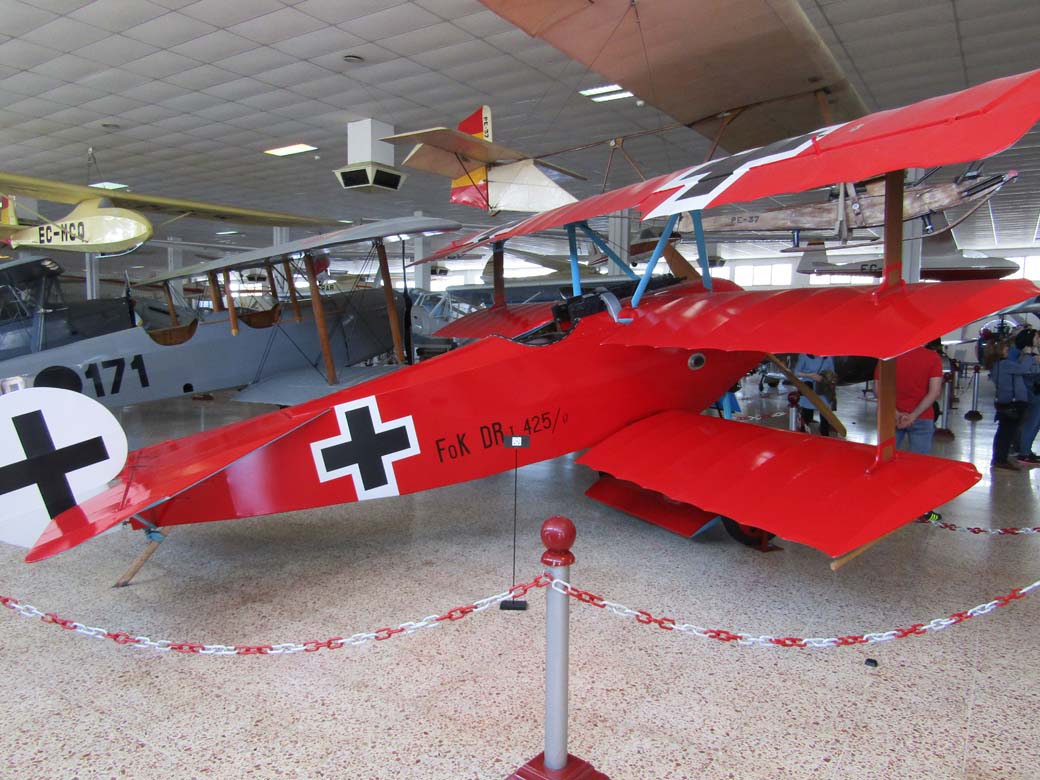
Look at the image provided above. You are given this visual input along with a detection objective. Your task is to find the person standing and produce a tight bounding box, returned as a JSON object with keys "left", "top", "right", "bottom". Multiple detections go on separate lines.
{"left": 1009, "top": 328, "right": 1040, "bottom": 465}
{"left": 892, "top": 344, "right": 944, "bottom": 454}
{"left": 988, "top": 338, "right": 1040, "bottom": 470}
{"left": 795, "top": 353, "right": 835, "bottom": 436}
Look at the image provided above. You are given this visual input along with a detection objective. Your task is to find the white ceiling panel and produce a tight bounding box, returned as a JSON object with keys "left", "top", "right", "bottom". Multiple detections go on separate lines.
{"left": 0, "top": 70, "right": 65, "bottom": 95}
{"left": 202, "top": 76, "right": 272, "bottom": 101}
{"left": 381, "top": 22, "right": 472, "bottom": 57}
{"left": 2, "top": 1, "right": 58, "bottom": 36}
{"left": 121, "top": 81, "right": 189, "bottom": 102}
{"left": 410, "top": 38, "right": 500, "bottom": 69}
{"left": 228, "top": 7, "right": 326, "bottom": 45}
{"left": 73, "top": 35, "right": 158, "bottom": 67}
{"left": 179, "top": 0, "right": 284, "bottom": 28}
{"left": 295, "top": 0, "right": 409, "bottom": 26}
{"left": 272, "top": 27, "right": 366, "bottom": 59}
{"left": 76, "top": 67, "right": 152, "bottom": 93}
{"left": 345, "top": 5, "right": 442, "bottom": 40}
{"left": 123, "top": 12, "right": 216, "bottom": 47}
{"left": 164, "top": 64, "right": 239, "bottom": 91}
{"left": 0, "top": 38, "right": 60, "bottom": 69}
{"left": 170, "top": 30, "right": 258, "bottom": 62}
{"left": 68, "top": 0, "right": 168, "bottom": 32}
{"left": 214, "top": 47, "right": 298, "bottom": 77}
{"left": 255, "top": 61, "right": 335, "bottom": 88}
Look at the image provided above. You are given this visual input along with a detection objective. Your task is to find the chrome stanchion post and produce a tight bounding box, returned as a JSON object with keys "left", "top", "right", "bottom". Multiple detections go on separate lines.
{"left": 542, "top": 517, "right": 573, "bottom": 771}
{"left": 965, "top": 364, "right": 983, "bottom": 421}
{"left": 788, "top": 391, "right": 800, "bottom": 432}
{"left": 507, "top": 517, "right": 609, "bottom": 780}
{"left": 935, "top": 372, "right": 955, "bottom": 439}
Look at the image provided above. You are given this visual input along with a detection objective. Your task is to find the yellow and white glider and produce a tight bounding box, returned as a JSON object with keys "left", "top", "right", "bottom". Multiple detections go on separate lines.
{"left": 0, "top": 171, "right": 341, "bottom": 254}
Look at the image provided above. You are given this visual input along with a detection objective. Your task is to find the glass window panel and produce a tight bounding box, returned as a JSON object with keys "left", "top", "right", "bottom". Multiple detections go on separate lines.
{"left": 771, "top": 263, "right": 792, "bottom": 286}
{"left": 752, "top": 264, "right": 772, "bottom": 286}
{"left": 733, "top": 265, "right": 754, "bottom": 286}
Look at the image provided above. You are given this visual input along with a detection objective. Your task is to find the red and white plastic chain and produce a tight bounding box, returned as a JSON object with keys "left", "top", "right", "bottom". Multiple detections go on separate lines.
{"left": 549, "top": 577, "right": 1040, "bottom": 649}
{"left": 0, "top": 574, "right": 551, "bottom": 656}
{"left": 916, "top": 516, "right": 1040, "bottom": 536}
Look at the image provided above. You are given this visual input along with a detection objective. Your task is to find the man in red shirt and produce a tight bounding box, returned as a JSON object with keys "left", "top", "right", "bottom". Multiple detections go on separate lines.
{"left": 893, "top": 344, "right": 944, "bottom": 454}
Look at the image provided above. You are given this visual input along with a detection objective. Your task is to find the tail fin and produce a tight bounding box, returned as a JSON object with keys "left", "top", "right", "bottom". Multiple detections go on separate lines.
{"left": 450, "top": 106, "right": 492, "bottom": 210}
{"left": 0, "top": 195, "right": 17, "bottom": 227}
{"left": 449, "top": 107, "right": 492, "bottom": 211}
{"left": 795, "top": 243, "right": 834, "bottom": 275}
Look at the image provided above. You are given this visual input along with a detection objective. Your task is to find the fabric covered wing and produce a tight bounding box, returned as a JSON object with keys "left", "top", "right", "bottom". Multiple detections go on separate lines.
{"left": 433, "top": 302, "right": 557, "bottom": 339}
{"left": 606, "top": 279, "right": 1039, "bottom": 359}
{"left": 480, "top": 0, "right": 866, "bottom": 153}
{"left": 26, "top": 407, "right": 329, "bottom": 562}
{"left": 578, "top": 411, "right": 980, "bottom": 557}
{"left": 414, "top": 70, "right": 1040, "bottom": 262}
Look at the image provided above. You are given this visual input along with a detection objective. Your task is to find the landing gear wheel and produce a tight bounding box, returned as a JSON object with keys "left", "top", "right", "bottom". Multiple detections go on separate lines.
{"left": 721, "top": 517, "right": 777, "bottom": 549}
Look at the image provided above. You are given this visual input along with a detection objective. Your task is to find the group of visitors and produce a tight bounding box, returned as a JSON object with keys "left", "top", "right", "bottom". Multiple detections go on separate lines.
{"left": 985, "top": 327, "right": 1040, "bottom": 470}
{"left": 793, "top": 326, "right": 1040, "bottom": 473}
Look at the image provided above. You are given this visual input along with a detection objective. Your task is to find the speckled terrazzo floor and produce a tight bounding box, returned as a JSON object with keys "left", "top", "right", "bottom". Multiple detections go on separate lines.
{"left": 1, "top": 374, "right": 1037, "bottom": 780}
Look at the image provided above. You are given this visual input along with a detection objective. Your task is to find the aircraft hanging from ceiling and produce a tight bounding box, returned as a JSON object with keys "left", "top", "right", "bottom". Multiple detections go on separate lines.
{"left": 2, "top": 70, "right": 1039, "bottom": 581}
{"left": 0, "top": 217, "right": 459, "bottom": 410}
{"left": 795, "top": 228, "right": 1022, "bottom": 282}
{"left": 0, "top": 172, "right": 342, "bottom": 254}
{"left": 477, "top": 0, "right": 867, "bottom": 155}
{"left": 383, "top": 105, "right": 586, "bottom": 214}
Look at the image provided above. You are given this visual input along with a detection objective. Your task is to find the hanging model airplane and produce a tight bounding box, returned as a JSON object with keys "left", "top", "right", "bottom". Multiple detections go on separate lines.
{"left": 795, "top": 230, "right": 1021, "bottom": 282}
{"left": 3, "top": 70, "right": 1040, "bottom": 580}
{"left": 0, "top": 217, "right": 460, "bottom": 409}
{"left": 0, "top": 172, "right": 341, "bottom": 254}
{"left": 382, "top": 105, "right": 586, "bottom": 214}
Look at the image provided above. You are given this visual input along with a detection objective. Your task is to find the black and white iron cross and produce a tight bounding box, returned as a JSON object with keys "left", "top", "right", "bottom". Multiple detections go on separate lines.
{"left": 0, "top": 409, "right": 109, "bottom": 519}
{"left": 310, "top": 396, "right": 419, "bottom": 500}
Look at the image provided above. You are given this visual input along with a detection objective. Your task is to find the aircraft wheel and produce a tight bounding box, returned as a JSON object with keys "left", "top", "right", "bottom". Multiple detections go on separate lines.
{"left": 721, "top": 517, "right": 776, "bottom": 547}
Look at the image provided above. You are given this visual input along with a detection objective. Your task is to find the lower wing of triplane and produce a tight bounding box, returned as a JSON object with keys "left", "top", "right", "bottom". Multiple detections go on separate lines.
{"left": 580, "top": 411, "right": 979, "bottom": 558}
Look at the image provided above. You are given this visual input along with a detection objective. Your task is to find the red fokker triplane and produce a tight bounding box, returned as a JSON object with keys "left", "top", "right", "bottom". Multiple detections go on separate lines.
{"left": 4, "top": 70, "right": 1040, "bottom": 577}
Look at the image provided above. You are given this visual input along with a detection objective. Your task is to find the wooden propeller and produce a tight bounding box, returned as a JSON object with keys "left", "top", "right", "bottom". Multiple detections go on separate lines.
{"left": 765, "top": 353, "right": 847, "bottom": 438}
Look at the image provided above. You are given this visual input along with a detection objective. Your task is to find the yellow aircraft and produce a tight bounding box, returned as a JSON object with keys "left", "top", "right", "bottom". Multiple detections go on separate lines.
{"left": 0, "top": 171, "right": 339, "bottom": 254}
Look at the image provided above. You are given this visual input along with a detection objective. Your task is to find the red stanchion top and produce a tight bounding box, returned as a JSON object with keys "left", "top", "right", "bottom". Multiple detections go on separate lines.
{"left": 541, "top": 516, "right": 576, "bottom": 567}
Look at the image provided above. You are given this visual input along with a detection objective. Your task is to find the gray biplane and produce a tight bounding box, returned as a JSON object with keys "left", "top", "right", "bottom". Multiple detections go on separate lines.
{"left": 0, "top": 217, "right": 459, "bottom": 409}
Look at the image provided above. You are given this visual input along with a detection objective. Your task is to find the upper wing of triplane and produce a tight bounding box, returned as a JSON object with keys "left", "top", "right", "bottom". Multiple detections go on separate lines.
{"left": 415, "top": 70, "right": 1040, "bottom": 265}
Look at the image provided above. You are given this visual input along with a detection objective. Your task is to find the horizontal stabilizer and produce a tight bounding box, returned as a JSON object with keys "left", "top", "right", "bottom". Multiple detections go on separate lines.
{"left": 26, "top": 407, "right": 329, "bottom": 561}
{"left": 384, "top": 128, "right": 526, "bottom": 176}
{"left": 586, "top": 475, "right": 719, "bottom": 537}
{"left": 432, "top": 302, "right": 557, "bottom": 340}
{"left": 606, "top": 278, "right": 1039, "bottom": 359}
{"left": 578, "top": 411, "right": 980, "bottom": 557}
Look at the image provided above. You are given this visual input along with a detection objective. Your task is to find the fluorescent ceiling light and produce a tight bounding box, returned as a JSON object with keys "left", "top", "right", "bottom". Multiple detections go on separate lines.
{"left": 89, "top": 181, "right": 128, "bottom": 189}
{"left": 338, "top": 219, "right": 353, "bottom": 224}
{"left": 579, "top": 84, "right": 622, "bottom": 96}
{"left": 591, "top": 91, "right": 635, "bottom": 102}
{"left": 264, "top": 143, "right": 318, "bottom": 157}
{"left": 215, "top": 230, "right": 240, "bottom": 235}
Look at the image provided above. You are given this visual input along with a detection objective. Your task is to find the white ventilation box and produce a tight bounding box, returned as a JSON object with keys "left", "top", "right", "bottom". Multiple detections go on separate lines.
{"left": 333, "top": 118, "right": 407, "bottom": 193}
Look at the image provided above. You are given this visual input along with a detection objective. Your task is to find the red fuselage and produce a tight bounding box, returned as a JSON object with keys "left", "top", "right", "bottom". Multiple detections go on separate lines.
{"left": 142, "top": 281, "right": 761, "bottom": 528}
